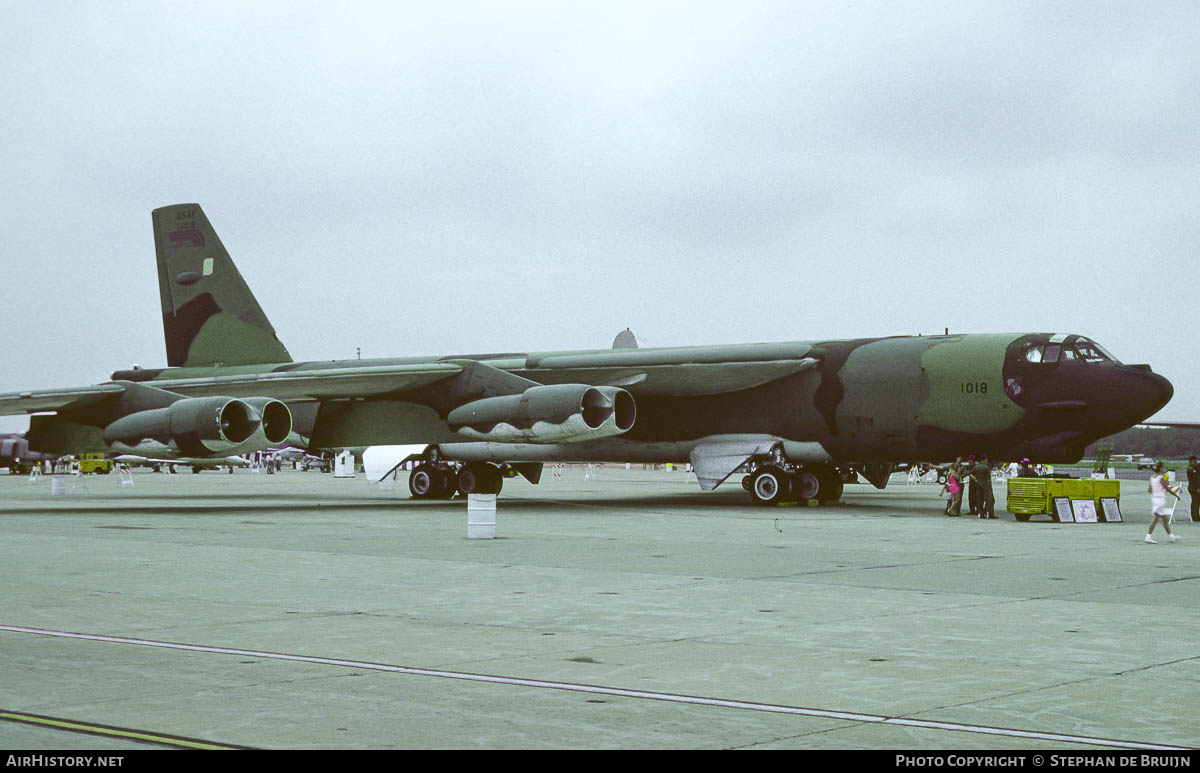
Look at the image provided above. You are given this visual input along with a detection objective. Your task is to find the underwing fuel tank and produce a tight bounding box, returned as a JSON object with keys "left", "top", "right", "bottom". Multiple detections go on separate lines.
{"left": 447, "top": 384, "right": 636, "bottom": 443}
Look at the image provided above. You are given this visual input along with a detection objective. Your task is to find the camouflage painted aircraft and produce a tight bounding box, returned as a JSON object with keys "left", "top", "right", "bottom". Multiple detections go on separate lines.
{"left": 0, "top": 204, "right": 1174, "bottom": 504}
{"left": 0, "top": 433, "right": 58, "bottom": 474}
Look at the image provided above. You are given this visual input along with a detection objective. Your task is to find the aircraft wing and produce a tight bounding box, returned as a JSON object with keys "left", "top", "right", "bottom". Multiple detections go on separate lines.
{"left": 135, "top": 362, "right": 465, "bottom": 401}
{"left": 0, "top": 363, "right": 466, "bottom": 418}
{"left": 0, "top": 346, "right": 823, "bottom": 434}
{"left": 519, "top": 344, "right": 821, "bottom": 396}
{"left": 0, "top": 384, "right": 127, "bottom": 416}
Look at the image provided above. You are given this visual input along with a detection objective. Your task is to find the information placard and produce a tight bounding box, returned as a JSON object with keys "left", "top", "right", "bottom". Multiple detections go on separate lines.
{"left": 1053, "top": 497, "right": 1074, "bottom": 523}
{"left": 1099, "top": 497, "right": 1122, "bottom": 523}
{"left": 1071, "top": 499, "right": 1099, "bottom": 523}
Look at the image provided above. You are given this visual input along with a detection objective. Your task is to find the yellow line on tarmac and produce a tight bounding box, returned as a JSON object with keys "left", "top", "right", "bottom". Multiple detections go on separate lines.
{"left": 0, "top": 710, "right": 248, "bottom": 750}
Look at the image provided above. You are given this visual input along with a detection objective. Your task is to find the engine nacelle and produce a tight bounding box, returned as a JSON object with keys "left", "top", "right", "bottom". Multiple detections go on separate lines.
{"left": 232, "top": 397, "right": 294, "bottom": 452}
{"left": 447, "top": 384, "right": 636, "bottom": 443}
{"left": 102, "top": 396, "right": 292, "bottom": 458}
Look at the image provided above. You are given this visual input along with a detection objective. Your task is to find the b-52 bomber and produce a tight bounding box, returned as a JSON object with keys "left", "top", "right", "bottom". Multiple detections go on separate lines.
{"left": 0, "top": 204, "right": 1174, "bottom": 505}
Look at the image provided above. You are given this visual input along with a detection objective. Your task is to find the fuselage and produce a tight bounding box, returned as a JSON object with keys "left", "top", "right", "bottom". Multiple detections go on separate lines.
{"left": 108, "top": 331, "right": 1172, "bottom": 466}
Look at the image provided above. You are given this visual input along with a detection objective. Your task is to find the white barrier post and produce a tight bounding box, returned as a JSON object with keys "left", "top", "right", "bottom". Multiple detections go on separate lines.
{"left": 334, "top": 450, "right": 355, "bottom": 478}
{"left": 468, "top": 494, "right": 497, "bottom": 539}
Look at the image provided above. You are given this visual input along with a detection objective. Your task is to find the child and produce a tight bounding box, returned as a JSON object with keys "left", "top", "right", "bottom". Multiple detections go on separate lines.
{"left": 941, "top": 465, "right": 963, "bottom": 516}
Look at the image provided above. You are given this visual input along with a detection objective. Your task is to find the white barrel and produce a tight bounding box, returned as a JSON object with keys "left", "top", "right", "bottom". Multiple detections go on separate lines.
{"left": 467, "top": 494, "right": 497, "bottom": 539}
{"left": 50, "top": 475, "right": 66, "bottom": 496}
{"left": 334, "top": 450, "right": 355, "bottom": 478}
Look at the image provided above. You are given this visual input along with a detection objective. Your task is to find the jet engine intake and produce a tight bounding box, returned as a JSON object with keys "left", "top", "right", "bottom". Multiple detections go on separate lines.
{"left": 102, "top": 396, "right": 292, "bottom": 457}
{"left": 448, "top": 384, "right": 636, "bottom": 443}
{"left": 239, "top": 397, "right": 293, "bottom": 447}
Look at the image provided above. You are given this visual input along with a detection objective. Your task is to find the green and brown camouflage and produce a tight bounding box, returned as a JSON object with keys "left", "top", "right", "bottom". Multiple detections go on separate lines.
{"left": 153, "top": 204, "right": 291, "bottom": 367}
{"left": 0, "top": 204, "right": 1173, "bottom": 505}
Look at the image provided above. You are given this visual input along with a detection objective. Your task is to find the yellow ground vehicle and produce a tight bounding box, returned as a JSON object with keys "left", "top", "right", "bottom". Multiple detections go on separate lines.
{"left": 78, "top": 453, "right": 113, "bottom": 475}
{"left": 1006, "top": 477, "right": 1121, "bottom": 522}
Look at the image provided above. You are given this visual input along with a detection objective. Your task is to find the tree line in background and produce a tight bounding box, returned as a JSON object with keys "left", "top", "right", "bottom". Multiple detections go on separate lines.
{"left": 1085, "top": 427, "right": 1200, "bottom": 461}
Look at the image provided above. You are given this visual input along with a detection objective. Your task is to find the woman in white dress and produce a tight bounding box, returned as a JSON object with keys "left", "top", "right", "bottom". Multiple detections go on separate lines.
{"left": 1146, "top": 462, "right": 1181, "bottom": 544}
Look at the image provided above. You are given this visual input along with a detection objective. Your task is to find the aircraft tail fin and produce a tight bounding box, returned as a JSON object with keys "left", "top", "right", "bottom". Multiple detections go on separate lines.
{"left": 152, "top": 204, "right": 292, "bottom": 367}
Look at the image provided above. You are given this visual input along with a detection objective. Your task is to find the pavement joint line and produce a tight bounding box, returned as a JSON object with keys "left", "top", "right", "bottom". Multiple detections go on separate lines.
{"left": 0, "top": 709, "right": 250, "bottom": 750}
{"left": 1, "top": 624, "right": 1189, "bottom": 751}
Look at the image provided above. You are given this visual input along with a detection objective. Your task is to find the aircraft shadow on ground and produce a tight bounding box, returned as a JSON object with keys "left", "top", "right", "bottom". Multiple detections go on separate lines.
{"left": 0, "top": 490, "right": 949, "bottom": 517}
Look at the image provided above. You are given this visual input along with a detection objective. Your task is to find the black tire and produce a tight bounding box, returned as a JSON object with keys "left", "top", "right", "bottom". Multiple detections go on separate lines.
{"left": 793, "top": 469, "right": 822, "bottom": 501}
{"left": 808, "top": 465, "right": 844, "bottom": 502}
{"left": 431, "top": 468, "right": 457, "bottom": 499}
{"left": 457, "top": 462, "right": 503, "bottom": 495}
{"left": 749, "top": 466, "right": 792, "bottom": 505}
{"left": 819, "top": 475, "right": 844, "bottom": 503}
{"left": 409, "top": 464, "right": 436, "bottom": 499}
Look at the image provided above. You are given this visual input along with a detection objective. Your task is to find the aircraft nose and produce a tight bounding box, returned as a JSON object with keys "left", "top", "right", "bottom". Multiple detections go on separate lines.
{"left": 1140, "top": 368, "right": 1174, "bottom": 417}
{"left": 1110, "top": 365, "right": 1173, "bottom": 426}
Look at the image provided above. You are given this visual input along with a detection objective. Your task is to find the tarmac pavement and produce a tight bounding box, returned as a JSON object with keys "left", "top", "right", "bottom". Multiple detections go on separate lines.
{"left": 0, "top": 467, "right": 1196, "bottom": 750}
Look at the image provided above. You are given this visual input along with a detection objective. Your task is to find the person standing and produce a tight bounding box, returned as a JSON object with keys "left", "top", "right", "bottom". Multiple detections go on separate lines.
{"left": 1145, "top": 461, "right": 1181, "bottom": 543}
{"left": 1187, "top": 456, "right": 1200, "bottom": 523}
{"left": 973, "top": 454, "right": 996, "bottom": 519}
{"left": 964, "top": 455, "right": 978, "bottom": 515}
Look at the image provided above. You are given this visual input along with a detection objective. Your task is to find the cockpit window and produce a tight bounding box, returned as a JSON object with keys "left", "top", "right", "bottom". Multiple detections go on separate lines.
{"left": 1095, "top": 343, "right": 1119, "bottom": 362}
{"left": 1079, "top": 338, "right": 1120, "bottom": 363}
{"left": 1021, "top": 337, "right": 1121, "bottom": 366}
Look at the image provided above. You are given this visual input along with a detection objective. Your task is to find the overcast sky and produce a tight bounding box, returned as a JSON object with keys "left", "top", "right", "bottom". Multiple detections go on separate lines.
{"left": 1, "top": 0, "right": 1197, "bottom": 434}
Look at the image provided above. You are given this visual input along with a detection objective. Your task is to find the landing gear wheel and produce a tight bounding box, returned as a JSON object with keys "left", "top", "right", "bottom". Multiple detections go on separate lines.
{"left": 411, "top": 464, "right": 457, "bottom": 499}
{"left": 812, "top": 465, "right": 843, "bottom": 503}
{"left": 409, "top": 464, "right": 436, "bottom": 499}
{"left": 749, "top": 466, "right": 792, "bottom": 506}
{"left": 431, "top": 468, "right": 456, "bottom": 499}
{"left": 457, "top": 462, "right": 503, "bottom": 495}
{"left": 793, "top": 470, "right": 821, "bottom": 501}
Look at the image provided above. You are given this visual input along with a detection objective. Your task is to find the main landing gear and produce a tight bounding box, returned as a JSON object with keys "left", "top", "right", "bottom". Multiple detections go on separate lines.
{"left": 408, "top": 461, "right": 504, "bottom": 499}
{"left": 742, "top": 463, "right": 845, "bottom": 506}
